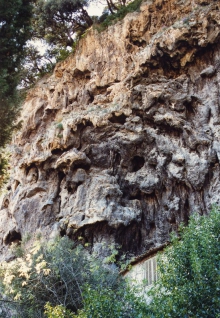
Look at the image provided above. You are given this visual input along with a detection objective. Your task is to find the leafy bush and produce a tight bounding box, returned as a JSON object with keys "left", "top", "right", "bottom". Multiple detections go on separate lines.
{"left": 73, "top": 283, "right": 148, "bottom": 318}
{"left": 149, "top": 207, "right": 220, "bottom": 318}
{"left": 1, "top": 208, "right": 219, "bottom": 317}
{"left": 44, "top": 303, "right": 75, "bottom": 318}
{"left": 0, "top": 151, "right": 10, "bottom": 189}
{"left": 0, "top": 237, "right": 147, "bottom": 317}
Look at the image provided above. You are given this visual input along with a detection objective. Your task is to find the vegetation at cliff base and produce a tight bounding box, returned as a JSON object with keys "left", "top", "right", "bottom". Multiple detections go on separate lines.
{"left": 0, "top": 236, "right": 147, "bottom": 318}
{"left": 0, "top": 207, "right": 219, "bottom": 317}
{"left": 149, "top": 207, "right": 220, "bottom": 318}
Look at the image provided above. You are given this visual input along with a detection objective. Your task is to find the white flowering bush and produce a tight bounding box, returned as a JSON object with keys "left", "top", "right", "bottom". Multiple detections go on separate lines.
{"left": 0, "top": 237, "right": 147, "bottom": 317}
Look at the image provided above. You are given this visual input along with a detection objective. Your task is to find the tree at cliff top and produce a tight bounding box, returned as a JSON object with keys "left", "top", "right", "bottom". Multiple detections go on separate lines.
{"left": 32, "top": 0, "right": 132, "bottom": 48}
{"left": 20, "top": 0, "right": 140, "bottom": 88}
{"left": 19, "top": 0, "right": 94, "bottom": 88}
{"left": 149, "top": 207, "right": 220, "bottom": 318}
{"left": 33, "top": 0, "right": 93, "bottom": 48}
{"left": 0, "top": 0, "right": 33, "bottom": 181}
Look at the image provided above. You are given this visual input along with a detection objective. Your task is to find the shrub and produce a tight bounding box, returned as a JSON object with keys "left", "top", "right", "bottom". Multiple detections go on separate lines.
{"left": 0, "top": 237, "right": 147, "bottom": 317}
{"left": 44, "top": 303, "right": 75, "bottom": 318}
{"left": 149, "top": 207, "right": 220, "bottom": 318}
{"left": 95, "top": 0, "right": 143, "bottom": 32}
{"left": 73, "top": 283, "right": 148, "bottom": 318}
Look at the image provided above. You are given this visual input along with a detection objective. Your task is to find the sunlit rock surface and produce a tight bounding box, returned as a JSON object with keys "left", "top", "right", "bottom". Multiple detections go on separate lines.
{"left": 1, "top": 0, "right": 220, "bottom": 259}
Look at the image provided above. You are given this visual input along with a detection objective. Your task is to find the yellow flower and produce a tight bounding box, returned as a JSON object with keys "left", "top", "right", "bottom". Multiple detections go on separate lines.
{"left": 35, "top": 260, "right": 47, "bottom": 273}
{"left": 43, "top": 268, "right": 51, "bottom": 275}
{"left": 3, "top": 274, "right": 15, "bottom": 285}
{"left": 14, "top": 292, "right": 22, "bottom": 300}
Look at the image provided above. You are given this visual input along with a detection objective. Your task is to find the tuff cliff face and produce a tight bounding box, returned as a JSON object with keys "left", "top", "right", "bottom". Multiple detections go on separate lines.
{"left": 1, "top": 0, "right": 220, "bottom": 260}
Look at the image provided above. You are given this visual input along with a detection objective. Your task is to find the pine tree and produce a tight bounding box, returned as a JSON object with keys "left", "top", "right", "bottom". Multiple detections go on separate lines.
{"left": 0, "top": 0, "right": 33, "bottom": 181}
{"left": 33, "top": 0, "right": 93, "bottom": 48}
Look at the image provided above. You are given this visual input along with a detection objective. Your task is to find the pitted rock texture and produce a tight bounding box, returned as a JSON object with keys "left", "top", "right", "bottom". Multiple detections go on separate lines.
{"left": 1, "top": 0, "right": 220, "bottom": 259}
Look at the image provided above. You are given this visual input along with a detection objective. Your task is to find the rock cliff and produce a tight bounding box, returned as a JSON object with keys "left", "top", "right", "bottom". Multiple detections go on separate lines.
{"left": 0, "top": 0, "right": 220, "bottom": 260}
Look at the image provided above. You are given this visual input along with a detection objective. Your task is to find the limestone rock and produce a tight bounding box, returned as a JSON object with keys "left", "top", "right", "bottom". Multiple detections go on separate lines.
{"left": 1, "top": 0, "right": 220, "bottom": 259}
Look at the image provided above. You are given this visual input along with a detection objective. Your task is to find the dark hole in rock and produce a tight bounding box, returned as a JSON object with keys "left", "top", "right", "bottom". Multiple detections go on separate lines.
{"left": 72, "top": 161, "right": 90, "bottom": 171}
{"left": 184, "top": 100, "right": 195, "bottom": 117}
{"left": 77, "top": 121, "right": 94, "bottom": 132}
{"left": 51, "top": 148, "right": 63, "bottom": 155}
{"left": 81, "top": 214, "right": 85, "bottom": 221}
{"left": 164, "top": 204, "right": 169, "bottom": 211}
{"left": 84, "top": 120, "right": 94, "bottom": 127}
{"left": 60, "top": 229, "right": 66, "bottom": 237}
{"left": 168, "top": 215, "right": 176, "bottom": 225}
{"left": 88, "top": 92, "right": 94, "bottom": 103}
{"left": 132, "top": 40, "right": 146, "bottom": 48}
{"left": 183, "top": 198, "right": 190, "bottom": 224}
{"left": 116, "top": 221, "right": 142, "bottom": 253}
{"left": 3, "top": 199, "right": 9, "bottom": 208}
{"left": 5, "top": 230, "right": 22, "bottom": 245}
{"left": 58, "top": 171, "right": 65, "bottom": 183}
{"left": 175, "top": 161, "right": 184, "bottom": 167}
{"left": 14, "top": 180, "right": 20, "bottom": 191}
{"left": 115, "top": 153, "right": 121, "bottom": 165}
{"left": 129, "top": 190, "right": 142, "bottom": 201}
{"left": 149, "top": 222, "right": 156, "bottom": 230}
{"left": 109, "top": 113, "right": 127, "bottom": 125}
{"left": 96, "top": 84, "right": 111, "bottom": 94}
{"left": 26, "top": 164, "right": 39, "bottom": 182}
{"left": 67, "top": 181, "right": 83, "bottom": 193}
{"left": 131, "top": 156, "right": 145, "bottom": 172}
{"left": 148, "top": 222, "right": 156, "bottom": 238}
{"left": 113, "top": 153, "right": 121, "bottom": 174}
{"left": 67, "top": 186, "right": 73, "bottom": 193}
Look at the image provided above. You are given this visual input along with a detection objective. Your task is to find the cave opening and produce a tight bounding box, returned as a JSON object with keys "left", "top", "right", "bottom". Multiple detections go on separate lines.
{"left": 109, "top": 113, "right": 127, "bottom": 125}
{"left": 5, "top": 230, "right": 22, "bottom": 245}
{"left": 131, "top": 156, "right": 145, "bottom": 172}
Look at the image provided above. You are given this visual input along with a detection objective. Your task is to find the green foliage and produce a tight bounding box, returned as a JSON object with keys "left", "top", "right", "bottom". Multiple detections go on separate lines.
{"left": 74, "top": 283, "right": 148, "bottom": 318}
{"left": 0, "top": 0, "right": 33, "bottom": 180}
{"left": 20, "top": 45, "right": 55, "bottom": 88}
{"left": 33, "top": 0, "right": 93, "bottom": 48}
{"left": 0, "top": 151, "right": 10, "bottom": 188}
{"left": 19, "top": 0, "right": 143, "bottom": 88}
{"left": 1, "top": 209, "right": 220, "bottom": 317}
{"left": 0, "top": 237, "right": 147, "bottom": 317}
{"left": 149, "top": 207, "right": 220, "bottom": 318}
{"left": 20, "top": 44, "right": 74, "bottom": 88}
{"left": 96, "top": 0, "right": 143, "bottom": 31}
{"left": 44, "top": 303, "right": 75, "bottom": 318}
{"left": 56, "top": 122, "right": 64, "bottom": 130}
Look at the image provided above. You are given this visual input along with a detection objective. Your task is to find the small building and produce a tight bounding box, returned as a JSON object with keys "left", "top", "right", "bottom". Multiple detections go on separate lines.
{"left": 122, "top": 244, "right": 167, "bottom": 301}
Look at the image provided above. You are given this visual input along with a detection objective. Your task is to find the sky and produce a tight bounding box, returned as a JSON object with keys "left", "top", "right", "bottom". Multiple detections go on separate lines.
{"left": 87, "top": 1, "right": 105, "bottom": 16}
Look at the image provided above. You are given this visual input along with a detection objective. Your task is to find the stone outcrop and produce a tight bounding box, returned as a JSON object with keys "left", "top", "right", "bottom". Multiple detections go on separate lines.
{"left": 0, "top": 0, "right": 220, "bottom": 260}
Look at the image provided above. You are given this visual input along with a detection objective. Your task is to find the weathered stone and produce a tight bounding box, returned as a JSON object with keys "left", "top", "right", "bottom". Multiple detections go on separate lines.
{"left": 0, "top": 0, "right": 220, "bottom": 260}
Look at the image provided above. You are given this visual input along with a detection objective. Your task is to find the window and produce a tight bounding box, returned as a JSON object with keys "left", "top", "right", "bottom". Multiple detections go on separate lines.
{"left": 125, "top": 255, "right": 158, "bottom": 287}
{"left": 143, "top": 256, "right": 158, "bottom": 286}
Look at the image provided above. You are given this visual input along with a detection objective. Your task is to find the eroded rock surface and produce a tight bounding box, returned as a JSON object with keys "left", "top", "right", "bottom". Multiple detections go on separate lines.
{"left": 1, "top": 0, "right": 220, "bottom": 259}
